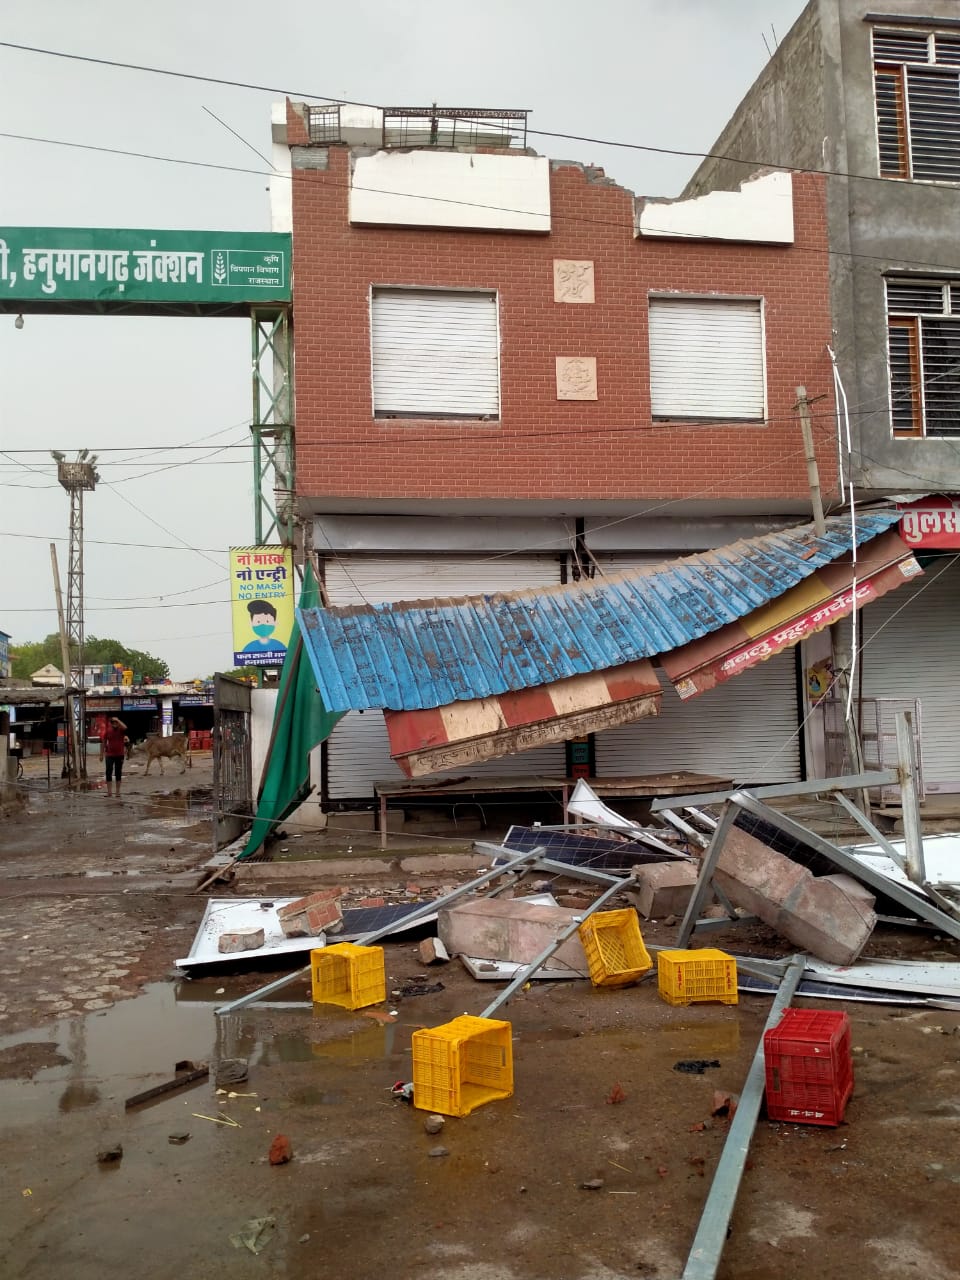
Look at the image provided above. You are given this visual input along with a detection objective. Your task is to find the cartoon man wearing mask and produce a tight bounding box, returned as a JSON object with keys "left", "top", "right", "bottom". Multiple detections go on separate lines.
{"left": 241, "top": 600, "right": 287, "bottom": 656}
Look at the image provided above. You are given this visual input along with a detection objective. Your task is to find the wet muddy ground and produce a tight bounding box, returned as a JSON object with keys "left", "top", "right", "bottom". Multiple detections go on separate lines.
{"left": 1, "top": 759, "right": 959, "bottom": 1279}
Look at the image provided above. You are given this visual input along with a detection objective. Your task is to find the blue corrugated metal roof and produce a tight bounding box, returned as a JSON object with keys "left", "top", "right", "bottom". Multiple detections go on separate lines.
{"left": 299, "top": 511, "right": 902, "bottom": 712}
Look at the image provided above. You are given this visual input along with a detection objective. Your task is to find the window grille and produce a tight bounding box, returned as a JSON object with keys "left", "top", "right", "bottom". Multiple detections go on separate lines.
{"left": 873, "top": 27, "right": 960, "bottom": 180}
{"left": 886, "top": 276, "right": 960, "bottom": 436}
{"left": 307, "top": 105, "right": 342, "bottom": 144}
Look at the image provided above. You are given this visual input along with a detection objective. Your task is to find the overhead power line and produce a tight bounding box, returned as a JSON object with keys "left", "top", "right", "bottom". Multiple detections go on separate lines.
{"left": 7, "top": 38, "right": 960, "bottom": 196}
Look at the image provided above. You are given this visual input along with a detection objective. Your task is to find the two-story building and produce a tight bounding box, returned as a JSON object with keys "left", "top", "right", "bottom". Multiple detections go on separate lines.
{"left": 273, "top": 101, "right": 840, "bottom": 805}
{"left": 684, "top": 0, "right": 960, "bottom": 796}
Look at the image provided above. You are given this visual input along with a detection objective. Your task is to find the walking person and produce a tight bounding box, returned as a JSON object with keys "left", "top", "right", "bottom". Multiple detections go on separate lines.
{"left": 99, "top": 716, "right": 128, "bottom": 798}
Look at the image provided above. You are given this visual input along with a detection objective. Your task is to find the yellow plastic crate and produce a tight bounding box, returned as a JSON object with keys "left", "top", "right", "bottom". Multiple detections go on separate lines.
{"left": 657, "top": 948, "right": 738, "bottom": 1007}
{"left": 311, "top": 943, "right": 386, "bottom": 1010}
{"left": 411, "top": 1015, "right": 513, "bottom": 1117}
{"left": 578, "top": 909, "right": 652, "bottom": 988}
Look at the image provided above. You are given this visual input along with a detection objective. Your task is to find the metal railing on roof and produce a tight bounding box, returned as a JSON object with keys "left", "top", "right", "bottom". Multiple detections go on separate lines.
{"left": 306, "top": 104, "right": 342, "bottom": 144}
{"left": 381, "top": 106, "right": 528, "bottom": 150}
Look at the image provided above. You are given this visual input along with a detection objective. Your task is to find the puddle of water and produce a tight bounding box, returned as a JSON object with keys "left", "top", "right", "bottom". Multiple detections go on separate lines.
{"left": 0, "top": 979, "right": 409, "bottom": 1127}
{"left": 143, "top": 789, "right": 213, "bottom": 819}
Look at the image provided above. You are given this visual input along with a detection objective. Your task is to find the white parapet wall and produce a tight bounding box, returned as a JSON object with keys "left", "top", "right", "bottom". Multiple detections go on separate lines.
{"left": 350, "top": 151, "right": 551, "bottom": 232}
{"left": 637, "top": 171, "right": 794, "bottom": 245}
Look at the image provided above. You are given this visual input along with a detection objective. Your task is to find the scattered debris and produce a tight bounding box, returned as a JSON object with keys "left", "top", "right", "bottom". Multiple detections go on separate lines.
{"left": 418, "top": 937, "right": 450, "bottom": 966}
{"left": 96, "top": 1144, "right": 123, "bottom": 1165}
{"left": 688, "top": 1156, "right": 707, "bottom": 1176}
{"left": 268, "top": 1134, "right": 293, "bottom": 1165}
{"left": 230, "top": 1217, "right": 276, "bottom": 1255}
{"left": 168, "top": 1132, "right": 191, "bottom": 1145}
{"left": 125, "top": 1061, "right": 209, "bottom": 1109}
{"left": 298, "top": 1234, "right": 310, "bottom": 1244}
{"left": 394, "top": 979, "right": 444, "bottom": 998}
{"left": 424, "top": 1115, "right": 445, "bottom": 1135}
{"left": 674, "top": 1059, "right": 722, "bottom": 1075}
{"left": 391, "top": 1081, "right": 414, "bottom": 1103}
{"left": 191, "top": 1112, "right": 240, "bottom": 1128}
{"left": 711, "top": 1091, "right": 739, "bottom": 1120}
{"left": 278, "top": 888, "right": 344, "bottom": 938}
{"left": 428, "top": 1146, "right": 450, "bottom": 1158}
{"left": 215, "top": 1058, "right": 248, "bottom": 1088}
{"left": 218, "top": 928, "right": 266, "bottom": 955}
{"left": 606, "top": 1082, "right": 627, "bottom": 1105}
{"left": 580, "top": 1178, "right": 604, "bottom": 1191}
{"left": 656, "top": 1165, "right": 669, "bottom": 1178}
{"left": 459, "top": 954, "right": 581, "bottom": 982}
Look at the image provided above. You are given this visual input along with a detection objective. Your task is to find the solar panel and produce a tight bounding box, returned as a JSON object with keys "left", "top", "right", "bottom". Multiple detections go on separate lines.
{"left": 499, "top": 825, "right": 683, "bottom": 873}
{"left": 339, "top": 903, "right": 438, "bottom": 942}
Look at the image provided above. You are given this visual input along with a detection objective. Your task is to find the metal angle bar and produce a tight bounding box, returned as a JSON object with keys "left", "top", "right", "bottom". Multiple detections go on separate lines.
{"left": 214, "top": 849, "right": 541, "bottom": 1017}
{"left": 895, "top": 710, "right": 925, "bottom": 886}
{"left": 659, "top": 809, "right": 709, "bottom": 848}
{"left": 684, "top": 807, "right": 719, "bottom": 831}
{"left": 833, "top": 792, "right": 907, "bottom": 872}
{"left": 479, "top": 877, "right": 626, "bottom": 1020}
{"left": 477, "top": 842, "right": 630, "bottom": 887}
{"left": 680, "top": 956, "right": 806, "bottom": 1280}
{"left": 649, "top": 771, "right": 898, "bottom": 813}
{"left": 735, "top": 795, "right": 960, "bottom": 944}
{"left": 676, "top": 801, "right": 742, "bottom": 950}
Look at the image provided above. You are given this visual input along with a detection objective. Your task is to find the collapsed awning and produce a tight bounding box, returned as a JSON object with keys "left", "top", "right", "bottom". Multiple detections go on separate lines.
{"left": 296, "top": 511, "right": 920, "bottom": 778}
{"left": 660, "top": 528, "right": 920, "bottom": 699}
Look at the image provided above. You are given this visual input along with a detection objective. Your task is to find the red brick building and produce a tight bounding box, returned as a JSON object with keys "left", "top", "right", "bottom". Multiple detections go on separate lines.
{"left": 274, "top": 101, "right": 836, "bottom": 801}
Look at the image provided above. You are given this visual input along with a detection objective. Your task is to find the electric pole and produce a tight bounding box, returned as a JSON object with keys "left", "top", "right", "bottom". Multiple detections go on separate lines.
{"left": 52, "top": 450, "right": 99, "bottom": 781}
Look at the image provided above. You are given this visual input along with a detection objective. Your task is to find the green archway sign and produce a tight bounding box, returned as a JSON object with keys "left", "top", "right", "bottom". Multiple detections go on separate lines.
{"left": 0, "top": 226, "right": 290, "bottom": 313}
{"left": 1, "top": 226, "right": 293, "bottom": 543}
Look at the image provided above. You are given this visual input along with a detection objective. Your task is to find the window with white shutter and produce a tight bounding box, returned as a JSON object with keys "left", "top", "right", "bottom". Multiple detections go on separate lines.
{"left": 648, "top": 296, "right": 766, "bottom": 421}
{"left": 370, "top": 288, "right": 500, "bottom": 418}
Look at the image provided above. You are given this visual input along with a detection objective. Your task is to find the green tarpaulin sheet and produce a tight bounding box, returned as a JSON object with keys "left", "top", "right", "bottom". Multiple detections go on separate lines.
{"left": 239, "top": 564, "right": 343, "bottom": 860}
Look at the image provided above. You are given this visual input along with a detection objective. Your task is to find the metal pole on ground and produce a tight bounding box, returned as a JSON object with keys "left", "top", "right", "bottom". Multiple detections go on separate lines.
{"left": 895, "top": 709, "right": 925, "bottom": 887}
{"left": 680, "top": 955, "right": 805, "bottom": 1280}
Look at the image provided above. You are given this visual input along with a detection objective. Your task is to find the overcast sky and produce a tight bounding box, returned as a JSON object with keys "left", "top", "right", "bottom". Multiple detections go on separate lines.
{"left": 0, "top": 0, "right": 809, "bottom": 680}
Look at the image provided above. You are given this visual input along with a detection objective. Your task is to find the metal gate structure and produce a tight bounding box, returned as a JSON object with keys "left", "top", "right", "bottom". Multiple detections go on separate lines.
{"left": 213, "top": 674, "right": 253, "bottom": 850}
{"left": 823, "top": 696, "right": 923, "bottom": 806}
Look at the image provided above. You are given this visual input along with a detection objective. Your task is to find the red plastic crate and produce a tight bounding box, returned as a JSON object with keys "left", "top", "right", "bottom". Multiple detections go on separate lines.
{"left": 763, "top": 1008, "right": 853, "bottom": 1127}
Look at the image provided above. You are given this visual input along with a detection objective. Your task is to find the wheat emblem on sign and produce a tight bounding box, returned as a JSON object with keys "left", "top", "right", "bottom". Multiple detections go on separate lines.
{"left": 213, "top": 252, "right": 227, "bottom": 285}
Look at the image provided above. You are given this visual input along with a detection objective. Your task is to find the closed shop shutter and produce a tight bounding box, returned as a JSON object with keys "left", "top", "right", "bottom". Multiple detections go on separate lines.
{"left": 323, "top": 554, "right": 564, "bottom": 798}
{"left": 371, "top": 289, "right": 500, "bottom": 417}
{"left": 841, "top": 556, "right": 959, "bottom": 792}
{"left": 649, "top": 297, "right": 765, "bottom": 420}
{"left": 595, "top": 654, "right": 801, "bottom": 784}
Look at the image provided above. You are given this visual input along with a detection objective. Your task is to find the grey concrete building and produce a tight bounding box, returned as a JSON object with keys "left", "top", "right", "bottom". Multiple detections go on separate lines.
{"left": 684, "top": 1, "right": 960, "bottom": 799}
{"left": 685, "top": 0, "right": 960, "bottom": 496}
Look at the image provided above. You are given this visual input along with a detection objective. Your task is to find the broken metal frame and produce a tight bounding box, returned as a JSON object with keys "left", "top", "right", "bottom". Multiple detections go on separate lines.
{"left": 214, "top": 848, "right": 544, "bottom": 1017}
{"left": 679, "top": 956, "right": 806, "bottom": 1280}
{"left": 674, "top": 788, "right": 960, "bottom": 949}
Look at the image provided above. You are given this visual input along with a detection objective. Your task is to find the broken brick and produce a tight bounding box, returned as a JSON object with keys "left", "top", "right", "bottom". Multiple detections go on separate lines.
{"left": 268, "top": 1134, "right": 293, "bottom": 1165}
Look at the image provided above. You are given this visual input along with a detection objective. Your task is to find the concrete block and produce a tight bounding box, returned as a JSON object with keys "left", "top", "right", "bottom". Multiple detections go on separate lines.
{"left": 438, "top": 898, "right": 589, "bottom": 972}
{"left": 327, "top": 811, "right": 376, "bottom": 832}
{"left": 820, "top": 874, "right": 877, "bottom": 909}
{"left": 628, "top": 861, "right": 700, "bottom": 918}
{"left": 714, "top": 829, "right": 876, "bottom": 965}
{"left": 218, "top": 928, "right": 265, "bottom": 955}
{"left": 419, "top": 937, "right": 450, "bottom": 965}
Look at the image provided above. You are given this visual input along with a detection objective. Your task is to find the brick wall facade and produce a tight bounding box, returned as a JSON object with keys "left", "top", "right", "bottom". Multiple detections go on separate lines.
{"left": 289, "top": 113, "right": 836, "bottom": 507}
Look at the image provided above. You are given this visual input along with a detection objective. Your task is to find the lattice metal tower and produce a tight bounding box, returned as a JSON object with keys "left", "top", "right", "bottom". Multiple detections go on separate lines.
{"left": 53, "top": 451, "right": 99, "bottom": 779}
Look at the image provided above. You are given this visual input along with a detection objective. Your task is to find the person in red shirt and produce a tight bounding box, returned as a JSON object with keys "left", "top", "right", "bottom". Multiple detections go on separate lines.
{"left": 99, "top": 716, "right": 129, "bottom": 797}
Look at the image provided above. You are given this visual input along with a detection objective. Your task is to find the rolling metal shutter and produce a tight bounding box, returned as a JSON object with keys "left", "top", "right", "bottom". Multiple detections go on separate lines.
{"left": 649, "top": 297, "right": 765, "bottom": 420}
{"left": 323, "top": 554, "right": 563, "bottom": 798}
{"left": 595, "top": 655, "right": 801, "bottom": 784}
{"left": 371, "top": 289, "right": 500, "bottom": 417}
{"left": 840, "top": 556, "right": 959, "bottom": 793}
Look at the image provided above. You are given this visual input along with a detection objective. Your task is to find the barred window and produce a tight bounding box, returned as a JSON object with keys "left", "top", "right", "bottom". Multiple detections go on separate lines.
{"left": 873, "top": 27, "right": 960, "bottom": 181}
{"left": 886, "top": 278, "right": 960, "bottom": 437}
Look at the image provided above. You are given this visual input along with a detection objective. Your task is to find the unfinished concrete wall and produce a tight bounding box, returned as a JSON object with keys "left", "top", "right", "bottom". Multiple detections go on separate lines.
{"left": 685, "top": 0, "right": 960, "bottom": 498}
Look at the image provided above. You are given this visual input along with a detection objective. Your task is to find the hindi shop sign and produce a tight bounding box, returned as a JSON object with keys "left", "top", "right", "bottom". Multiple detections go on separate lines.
{"left": 898, "top": 496, "right": 960, "bottom": 549}
{"left": 230, "top": 546, "right": 294, "bottom": 668}
{"left": 0, "top": 228, "right": 290, "bottom": 305}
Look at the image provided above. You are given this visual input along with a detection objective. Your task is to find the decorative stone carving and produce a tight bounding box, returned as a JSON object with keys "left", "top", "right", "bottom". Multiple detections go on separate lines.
{"left": 556, "top": 356, "right": 598, "bottom": 401}
{"left": 553, "top": 259, "right": 595, "bottom": 303}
